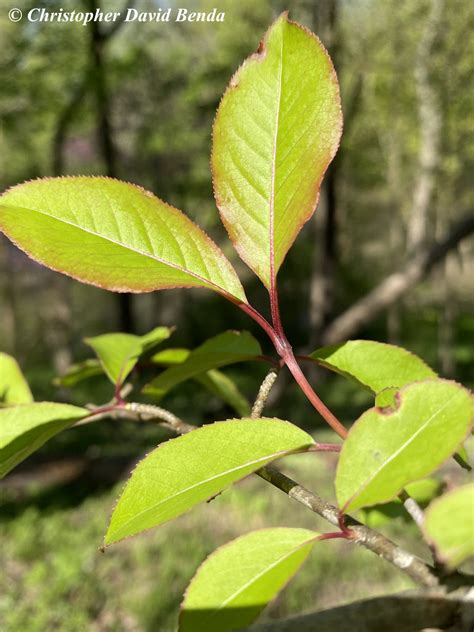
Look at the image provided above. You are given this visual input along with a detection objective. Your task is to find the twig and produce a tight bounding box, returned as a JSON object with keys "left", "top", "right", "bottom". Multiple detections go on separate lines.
{"left": 256, "top": 465, "right": 438, "bottom": 587}
{"left": 251, "top": 368, "right": 279, "bottom": 417}
{"left": 400, "top": 490, "right": 425, "bottom": 529}
{"left": 242, "top": 588, "right": 474, "bottom": 632}
{"left": 80, "top": 380, "right": 438, "bottom": 586}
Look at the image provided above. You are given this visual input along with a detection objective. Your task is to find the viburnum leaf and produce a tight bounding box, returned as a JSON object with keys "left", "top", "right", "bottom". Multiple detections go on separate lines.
{"left": 179, "top": 528, "right": 318, "bottom": 632}
{"left": 144, "top": 331, "right": 261, "bottom": 398}
{"left": 212, "top": 13, "right": 342, "bottom": 288}
{"left": 336, "top": 380, "right": 474, "bottom": 512}
{"left": 105, "top": 418, "right": 314, "bottom": 545}
{"left": 0, "top": 403, "right": 88, "bottom": 478}
{"left": 85, "top": 326, "right": 172, "bottom": 386}
{"left": 423, "top": 484, "right": 474, "bottom": 569}
{"left": 0, "top": 177, "right": 247, "bottom": 302}
{"left": 310, "top": 340, "right": 436, "bottom": 395}
{"left": 0, "top": 352, "right": 33, "bottom": 405}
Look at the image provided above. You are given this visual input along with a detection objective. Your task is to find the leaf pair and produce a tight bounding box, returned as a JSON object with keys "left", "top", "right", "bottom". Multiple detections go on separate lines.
{"left": 309, "top": 340, "right": 474, "bottom": 513}
{"left": 0, "top": 14, "right": 342, "bottom": 296}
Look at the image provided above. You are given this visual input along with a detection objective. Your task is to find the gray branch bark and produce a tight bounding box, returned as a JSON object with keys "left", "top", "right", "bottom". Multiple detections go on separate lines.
{"left": 243, "top": 588, "right": 474, "bottom": 632}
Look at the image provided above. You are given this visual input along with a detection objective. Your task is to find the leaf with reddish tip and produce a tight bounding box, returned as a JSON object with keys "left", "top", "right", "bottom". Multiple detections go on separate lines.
{"left": 0, "top": 353, "right": 33, "bottom": 404}
{"left": 212, "top": 13, "right": 342, "bottom": 288}
{"left": 0, "top": 177, "right": 247, "bottom": 302}
{"left": 336, "top": 380, "right": 474, "bottom": 513}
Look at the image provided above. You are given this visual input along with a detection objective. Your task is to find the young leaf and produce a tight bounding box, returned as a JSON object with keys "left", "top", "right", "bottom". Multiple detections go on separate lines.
{"left": 105, "top": 418, "right": 314, "bottom": 545}
{"left": 144, "top": 331, "right": 261, "bottom": 398}
{"left": 0, "top": 403, "right": 88, "bottom": 478}
{"left": 180, "top": 528, "right": 318, "bottom": 632}
{"left": 85, "top": 326, "right": 172, "bottom": 386}
{"left": 212, "top": 13, "right": 342, "bottom": 288}
{"left": 310, "top": 340, "right": 436, "bottom": 395}
{"left": 151, "top": 348, "right": 251, "bottom": 415}
{"left": 423, "top": 484, "right": 474, "bottom": 569}
{"left": 0, "top": 177, "right": 247, "bottom": 302}
{"left": 196, "top": 370, "right": 251, "bottom": 417}
{"left": 53, "top": 359, "right": 103, "bottom": 387}
{"left": 0, "top": 352, "right": 33, "bottom": 404}
{"left": 336, "top": 380, "right": 474, "bottom": 513}
{"left": 151, "top": 348, "right": 191, "bottom": 365}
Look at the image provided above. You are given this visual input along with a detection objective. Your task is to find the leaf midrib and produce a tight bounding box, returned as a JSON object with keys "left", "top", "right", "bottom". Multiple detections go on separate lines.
{"left": 3, "top": 203, "right": 241, "bottom": 301}
{"left": 205, "top": 538, "right": 315, "bottom": 620}
{"left": 347, "top": 391, "right": 461, "bottom": 509}
{"left": 109, "top": 446, "right": 307, "bottom": 540}
{"left": 269, "top": 27, "right": 284, "bottom": 288}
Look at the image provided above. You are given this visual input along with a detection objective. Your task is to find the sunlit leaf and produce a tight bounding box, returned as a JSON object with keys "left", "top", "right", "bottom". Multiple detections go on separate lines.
{"left": 85, "top": 326, "right": 172, "bottom": 386}
{"left": 424, "top": 484, "right": 474, "bottom": 569}
{"left": 0, "top": 403, "right": 88, "bottom": 478}
{"left": 0, "top": 352, "right": 33, "bottom": 404}
{"left": 212, "top": 13, "right": 342, "bottom": 288}
{"left": 144, "top": 331, "right": 261, "bottom": 398}
{"left": 105, "top": 418, "right": 314, "bottom": 544}
{"left": 180, "top": 528, "right": 318, "bottom": 632}
{"left": 310, "top": 340, "right": 436, "bottom": 395}
{"left": 0, "top": 177, "right": 247, "bottom": 302}
{"left": 336, "top": 380, "right": 474, "bottom": 512}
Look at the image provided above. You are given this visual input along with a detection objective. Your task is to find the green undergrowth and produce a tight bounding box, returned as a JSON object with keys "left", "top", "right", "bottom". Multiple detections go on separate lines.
{"left": 0, "top": 441, "right": 416, "bottom": 632}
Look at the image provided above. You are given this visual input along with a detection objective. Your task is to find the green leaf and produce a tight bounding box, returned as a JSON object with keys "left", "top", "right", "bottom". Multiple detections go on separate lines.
{"left": 0, "top": 403, "right": 88, "bottom": 478}
{"left": 310, "top": 340, "right": 436, "bottom": 395}
{"left": 144, "top": 331, "right": 261, "bottom": 398}
{"left": 151, "top": 348, "right": 191, "bottom": 365}
{"left": 105, "top": 418, "right": 314, "bottom": 545}
{"left": 196, "top": 371, "right": 251, "bottom": 417}
{"left": 0, "top": 177, "right": 246, "bottom": 302}
{"left": 180, "top": 528, "right": 318, "bottom": 632}
{"left": 85, "top": 326, "right": 172, "bottom": 386}
{"left": 151, "top": 348, "right": 251, "bottom": 415}
{"left": 336, "top": 380, "right": 474, "bottom": 512}
{"left": 212, "top": 13, "right": 342, "bottom": 288}
{"left": 0, "top": 353, "right": 33, "bottom": 404}
{"left": 358, "top": 478, "right": 442, "bottom": 528}
{"left": 423, "top": 484, "right": 474, "bottom": 569}
{"left": 53, "top": 359, "right": 103, "bottom": 387}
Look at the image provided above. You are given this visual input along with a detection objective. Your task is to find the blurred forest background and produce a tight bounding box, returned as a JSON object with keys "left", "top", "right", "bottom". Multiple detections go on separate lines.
{"left": 0, "top": 0, "right": 473, "bottom": 630}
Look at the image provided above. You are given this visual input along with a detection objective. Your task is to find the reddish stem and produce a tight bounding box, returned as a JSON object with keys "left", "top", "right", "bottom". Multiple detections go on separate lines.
{"left": 308, "top": 443, "right": 342, "bottom": 453}
{"left": 237, "top": 297, "right": 348, "bottom": 440}
{"left": 283, "top": 351, "right": 348, "bottom": 439}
